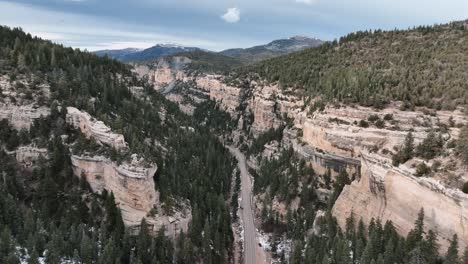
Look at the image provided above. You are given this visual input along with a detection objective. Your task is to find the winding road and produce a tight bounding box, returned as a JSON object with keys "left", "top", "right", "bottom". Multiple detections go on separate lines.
{"left": 228, "top": 146, "right": 267, "bottom": 264}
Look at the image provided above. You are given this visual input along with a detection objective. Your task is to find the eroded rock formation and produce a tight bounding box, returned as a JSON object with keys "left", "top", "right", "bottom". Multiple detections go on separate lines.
{"left": 0, "top": 104, "right": 50, "bottom": 130}
{"left": 66, "top": 107, "right": 128, "bottom": 151}
{"left": 67, "top": 107, "right": 190, "bottom": 236}
{"left": 71, "top": 154, "right": 191, "bottom": 236}
{"left": 333, "top": 151, "right": 468, "bottom": 252}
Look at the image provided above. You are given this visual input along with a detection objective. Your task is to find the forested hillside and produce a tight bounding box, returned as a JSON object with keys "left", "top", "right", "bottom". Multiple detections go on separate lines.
{"left": 0, "top": 26, "right": 235, "bottom": 263}
{"left": 234, "top": 21, "right": 468, "bottom": 110}
{"left": 165, "top": 50, "right": 243, "bottom": 74}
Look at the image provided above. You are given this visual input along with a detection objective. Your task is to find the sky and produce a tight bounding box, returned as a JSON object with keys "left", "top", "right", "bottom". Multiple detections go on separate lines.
{"left": 0, "top": 0, "right": 467, "bottom": 52}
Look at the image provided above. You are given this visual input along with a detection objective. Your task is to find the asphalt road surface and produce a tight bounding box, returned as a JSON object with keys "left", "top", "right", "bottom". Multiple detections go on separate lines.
{"left": 228, "top": 146, "right": 260, "bottom": 264}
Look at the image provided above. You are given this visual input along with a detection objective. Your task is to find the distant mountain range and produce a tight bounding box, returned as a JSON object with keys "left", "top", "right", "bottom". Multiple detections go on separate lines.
{"left": 94, "top": 44, "right": 200, "bottom": 62}
{"left": 220, "top": 36, "right": 324, "bottom": 63}
{"left": 94, "top": 36, "right": 324, "bottom": 63}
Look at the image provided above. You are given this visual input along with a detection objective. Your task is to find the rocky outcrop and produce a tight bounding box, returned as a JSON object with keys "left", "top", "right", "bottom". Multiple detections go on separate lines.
{"left": 71, "top": 154, "right": 158, "bottom": 218}
{"left": 71, "top": 154, "right": 191, "bottom": 236}
{"left": 15, "top": 146, "right": 48, "bottom": 167}
{"left": 0, "top": 104, "right": 50, "bottom": 130}
{"left": 67, "top": 107, "right": 190, "bottom": 236}
{"left": 333, "top": 151, "right": 468, "bottom": 252}
{"left": 5, "top": 145, "right": 48, "bottom": 167}
{"left": 133, "top": 57, "right": 191, "bottom": 91}
{"left": 66, "top": 107, "right": 127, "bottom": 151}
{"left": 195, "top": 75, "right": 241, "bottom": 114}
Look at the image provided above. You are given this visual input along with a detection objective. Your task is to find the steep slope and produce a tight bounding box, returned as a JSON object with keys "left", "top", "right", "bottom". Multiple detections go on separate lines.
{"left": 0, "top": 25, "right": 235, "bottom": 264}
{"left": 221, "top": 36, "right": 324, "bottom": 63}
{"left": 235, "top": 21, "right": 468, "bottom": 109}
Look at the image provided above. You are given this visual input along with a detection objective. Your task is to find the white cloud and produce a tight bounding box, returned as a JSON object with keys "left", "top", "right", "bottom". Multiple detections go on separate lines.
{"left": 295, "top": 0, "right": 318, "bottom": 4}
{"left": 221, "top": 7, "right": 240, "bottom": 23}
{"left": 0, "top": 1, "right": 227, "bottom": 51}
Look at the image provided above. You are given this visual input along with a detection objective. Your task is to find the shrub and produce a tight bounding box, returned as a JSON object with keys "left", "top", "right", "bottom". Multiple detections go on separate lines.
{"left": 457, "top": 126, "right": 468, "bottom": 165}
{"left": 383, "top": 114, "right": 394, "bottom": 121}
{"left": 415, "top": 163, "right": 431, "bottom": 177}
{"left": 359, "top": 120, "right": 369, "bottom": 128}
{"left": 463, "top": 182, "right": 468, "bottom": 194}
{"left": 368, "top": 114, "right": 380, "bottom": 122}
{"left": 416, "top": 131, "right": 443, "bottom": 160}
{"left": 375, "top": 119, "right": 385, "bottom": 129}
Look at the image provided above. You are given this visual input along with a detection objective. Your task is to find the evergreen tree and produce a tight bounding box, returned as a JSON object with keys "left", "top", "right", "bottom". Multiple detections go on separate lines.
{"left": 444, "top": 234, "right": 459, "bottom": 264}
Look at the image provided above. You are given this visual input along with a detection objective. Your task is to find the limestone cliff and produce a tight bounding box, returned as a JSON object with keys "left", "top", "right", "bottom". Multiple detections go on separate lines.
{"left": 71, "top": 154, "right": 191, "bottom": 236}
{"left": 333, "top": 151, "right": 468, "bottom": 252}
{"left": 66, "top": 107, "right": 191, "bottom": 236}
{"left": 66, "top": 107, "right": 128, "bottom": 151}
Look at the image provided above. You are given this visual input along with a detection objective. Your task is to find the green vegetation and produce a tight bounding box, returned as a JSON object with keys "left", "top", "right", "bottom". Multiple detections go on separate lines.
{"left": 254, "top": 148, "right": 318, "bottom": 236}
{"left": 289, "top": 208, "right": 465, "bottom": 264}
{"left": 167, "top": 50, "right": 243, "bottom": 73}
{"left": 0, "top": 25, "right": 236, "bottom": 263}
{"left": 416, "top": 131, "right": 444, "bottom": 160}
{"left": 392, "top": 132, "right": 415, "bottom": 166}
{"left": 458, "top": 126, "right": 468, "bottom": 165}
{"left": 249, "top": 126, "right": 285, "bottom": 155}
{"left": 234, "top": 21, "right": 468, "bottom": 110}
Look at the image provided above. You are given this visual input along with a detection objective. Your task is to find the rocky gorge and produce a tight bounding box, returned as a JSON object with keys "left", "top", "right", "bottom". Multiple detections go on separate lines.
{"left": 137, "top": 56, "right": 468, "bottom": 252}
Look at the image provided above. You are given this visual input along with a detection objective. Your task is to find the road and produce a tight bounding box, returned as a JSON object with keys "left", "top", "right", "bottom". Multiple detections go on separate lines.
{"left": 228, "top": 146, "right": 266, "bottom": 264}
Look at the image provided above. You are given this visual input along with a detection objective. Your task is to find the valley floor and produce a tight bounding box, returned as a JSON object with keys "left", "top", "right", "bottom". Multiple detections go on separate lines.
{"left": 228, "top": 146, "right": 268, "bottom": 264}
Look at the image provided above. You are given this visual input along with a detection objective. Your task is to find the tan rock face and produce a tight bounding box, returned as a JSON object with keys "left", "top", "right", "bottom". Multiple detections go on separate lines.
{"left": 15, "top": 146, "right": 48, "bottom": 167}
{"left": 66, "top": 107, "right": 191, "bottom": 236}
{"left": 333, "top": 151, "right": 468, "bottom": 252}
{"left": 296, "top": 104, "right": 468, "bottom": 251}
{"left": 0, "top": 104, "right": 50, "bottom": 130}
{"left": 195, "top": 75, "right": 241, "bottom": 114}
{"left": 71, "top": 154, "right": 191, "bottom": 236}
{"left": 71, "top": 155, "right": 158, "bottom": 220}
{"left": 66, "top": 107, "right": 127, "bottom": 151}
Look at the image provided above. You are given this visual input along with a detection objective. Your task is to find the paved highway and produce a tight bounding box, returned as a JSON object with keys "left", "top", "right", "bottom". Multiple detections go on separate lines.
{"left": 228, "top": 146, "right": 266, "bottom": 264}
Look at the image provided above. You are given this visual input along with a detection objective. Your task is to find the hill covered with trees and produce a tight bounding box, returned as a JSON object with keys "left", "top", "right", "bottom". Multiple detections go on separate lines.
{"left": 234, "top": 21, "right": 468, "bottom": 110}
{"left": 0, "top": 25, "right": 235, "bottom": 263}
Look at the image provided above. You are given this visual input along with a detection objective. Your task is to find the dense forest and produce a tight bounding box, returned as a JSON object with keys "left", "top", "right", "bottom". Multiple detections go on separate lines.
{"left": 233, "top": 21, "right": 468, "bottom": 110}
{"left": 165, "top": 50, "right": 243, "bottom": 74}
{"left": 0, "top": 25, "right": 235, "bottom": 263}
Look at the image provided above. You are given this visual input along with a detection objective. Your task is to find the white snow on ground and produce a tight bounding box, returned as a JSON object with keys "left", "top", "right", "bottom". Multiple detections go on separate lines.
{"left": 256, "top": 231, "right": 292, "bottom": 263}
{"left": 17, "top": 247, "right": 76, "bottom": 264}
{"left": 258, "top": 231, "right": 271, "bottom": 251}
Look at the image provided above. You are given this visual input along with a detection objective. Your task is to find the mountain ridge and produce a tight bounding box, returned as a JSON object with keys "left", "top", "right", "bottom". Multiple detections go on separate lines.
{"left": 95, "top": 35, "right": 324, "bottom": 63}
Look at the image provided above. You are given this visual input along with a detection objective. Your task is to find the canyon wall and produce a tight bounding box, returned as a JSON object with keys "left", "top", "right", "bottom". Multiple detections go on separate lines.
{"left": 139, "top": 59, "right": 468, "bottom": 249}
{"left": 333, "top": 151, "right": 468, "bottom": 252}
{"left": 66, "top": 107, "right": 128, "bottom": 151}
{"left": 71, "top": 155, "right": 158, "bottom": 225}
{"left": 71, "top": 153, "right": 191, "bottom": 236}
{"left": 67, "top": 107, "right": 190, "bottom": 236}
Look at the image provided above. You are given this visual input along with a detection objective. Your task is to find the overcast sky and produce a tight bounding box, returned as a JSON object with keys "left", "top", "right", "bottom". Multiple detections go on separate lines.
{"left": 0, "top": 0, "right": 467, "bottom": 51}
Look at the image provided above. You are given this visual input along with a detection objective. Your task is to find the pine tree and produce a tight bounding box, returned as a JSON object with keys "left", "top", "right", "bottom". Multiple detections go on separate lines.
{"left": 334, "top": 238, "right": 352, "bottom": 264}
{"left": 444, "top": 234, "right": 459, "bottom": 264}
{"left": 421, "top": 230, "right": 439, "bottom": 264}
{"left": 29, "top": 248, "right": 40, "bottom": 264}
{"left": 462, "top": 247, "right": 468, "bottom": 264}
{"left": 407, "top": 208, "right": 425, "bottom": 251}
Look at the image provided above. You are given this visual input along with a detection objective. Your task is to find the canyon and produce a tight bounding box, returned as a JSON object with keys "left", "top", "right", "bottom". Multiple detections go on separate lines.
{"left": 138, "top": 57, "right": 468, "bottom": 252}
